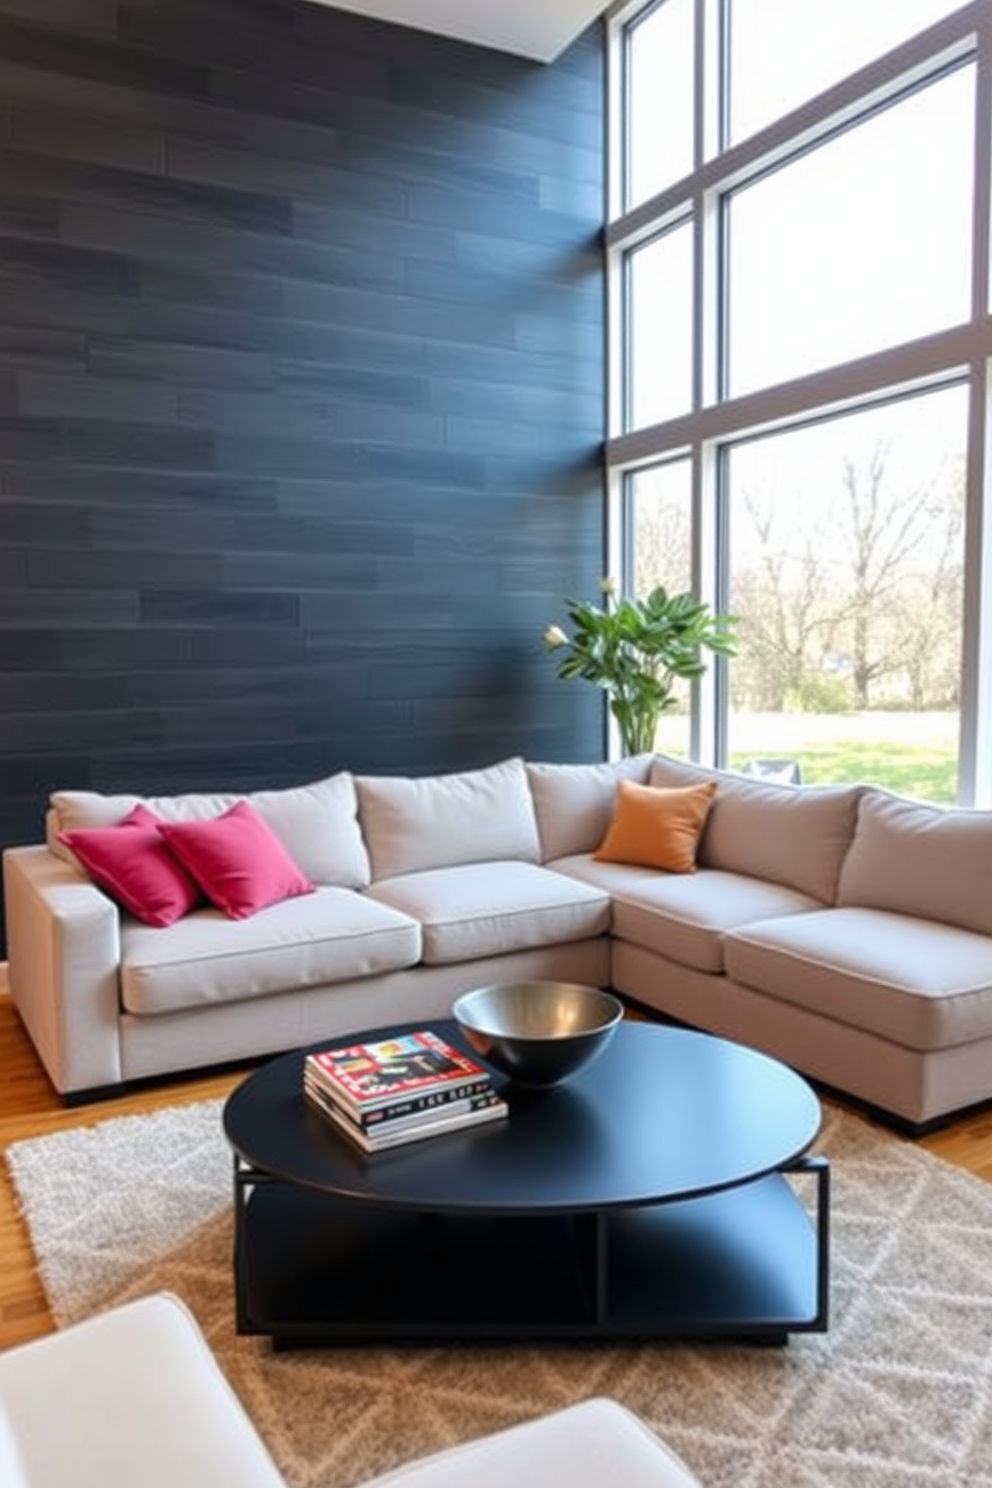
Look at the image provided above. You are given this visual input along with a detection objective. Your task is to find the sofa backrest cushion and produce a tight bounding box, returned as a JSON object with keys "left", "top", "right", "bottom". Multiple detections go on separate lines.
{"left": 837, "top": 788, "right": 992, "bottom": 936}
{"left": 48, "top": 773, "right": 371, "bottom": 889}
{"left": 525, "top": 756, "right": 654, "bottom": 861}
{"left": 247, "top": 776, "right": 370, "bottom": 888}
{"left": 649, "top": 754, "right": 861, "bottom": 903}
{"left": 356, "top": 757, "right": 541, "bottom": 881}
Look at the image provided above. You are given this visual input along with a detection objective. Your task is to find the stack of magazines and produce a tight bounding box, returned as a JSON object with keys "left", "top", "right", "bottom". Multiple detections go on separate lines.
{"left": 303, "top": 1028, "right": 508, "bottom": 1152}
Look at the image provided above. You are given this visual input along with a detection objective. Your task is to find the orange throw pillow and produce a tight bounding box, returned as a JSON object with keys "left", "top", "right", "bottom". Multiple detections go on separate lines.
{"left": 594, "top": 778, "right": 718, "bottom": 873}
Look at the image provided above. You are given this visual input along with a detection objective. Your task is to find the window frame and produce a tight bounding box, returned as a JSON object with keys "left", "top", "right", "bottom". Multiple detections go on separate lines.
{"left": 604, "top": 0, "right": 992, "bottom": 804}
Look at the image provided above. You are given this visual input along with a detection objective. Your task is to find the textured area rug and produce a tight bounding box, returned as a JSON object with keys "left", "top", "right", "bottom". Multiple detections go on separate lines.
{"left": 8, "top": 1100, "right": 992, "bottom": 1488}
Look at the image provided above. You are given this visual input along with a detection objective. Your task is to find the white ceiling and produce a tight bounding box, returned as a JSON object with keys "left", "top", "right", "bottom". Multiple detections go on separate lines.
{"left": 304, "top": 0, "right": 609, "bottom": 62}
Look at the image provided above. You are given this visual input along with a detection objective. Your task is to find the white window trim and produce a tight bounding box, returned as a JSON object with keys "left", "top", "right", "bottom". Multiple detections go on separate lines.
{"left": 605, "top": 0, "right": 992, "bottom": 799}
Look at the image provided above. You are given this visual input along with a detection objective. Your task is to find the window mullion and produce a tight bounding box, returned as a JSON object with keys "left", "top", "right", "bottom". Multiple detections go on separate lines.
{"left": 958, "top": 5, "right": 992, "bottom": 804}
{"left": 958, "top": 357, "right": 992, "bottom": 804}
{"left": 607, "top": 319, "right": 987, "bottom": 469}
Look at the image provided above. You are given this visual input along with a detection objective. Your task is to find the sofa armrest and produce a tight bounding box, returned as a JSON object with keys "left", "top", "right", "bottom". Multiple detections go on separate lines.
{"left": 4, "top": 845, "right": 123, "bottom": 1096}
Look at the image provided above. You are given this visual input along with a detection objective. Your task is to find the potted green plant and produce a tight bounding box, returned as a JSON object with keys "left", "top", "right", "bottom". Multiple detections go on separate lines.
{"left": 543, "top": 578, "right": 737, "bottom": 755}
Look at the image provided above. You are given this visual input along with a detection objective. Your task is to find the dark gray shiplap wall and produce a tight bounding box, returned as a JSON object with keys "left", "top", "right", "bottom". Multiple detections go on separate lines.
{"left": 0, "top": 0, "right": 606, "bottom": 932}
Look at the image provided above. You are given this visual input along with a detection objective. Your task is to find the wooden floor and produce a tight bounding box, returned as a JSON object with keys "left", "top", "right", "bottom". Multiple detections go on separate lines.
{"left": 0, "top": 990, "right": 250, "bottom": 1351}
{"left": 3, "top": 988, "right": 992, "bottom": 1354}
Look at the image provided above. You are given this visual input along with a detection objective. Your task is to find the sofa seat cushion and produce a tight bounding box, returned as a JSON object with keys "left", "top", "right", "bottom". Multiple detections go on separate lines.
{"left": 552, "top": 856, "right": 819, "bottom": 973}
{"left": 365, "top": 862, "right": 610, "bottom": 966}
{"left": 119, "top": 888, "right": 421, "bottom": 1016}
{"left": 650, "top": 754, "right": 861, "bottom": 903}
{"left": 725, "top": 907, "right": 992, "bottom": 1051}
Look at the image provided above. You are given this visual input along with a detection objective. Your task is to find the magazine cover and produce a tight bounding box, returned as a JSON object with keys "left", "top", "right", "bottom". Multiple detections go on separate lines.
{"left": 306, "top": 1029, "right": 490, "bottom": 1112}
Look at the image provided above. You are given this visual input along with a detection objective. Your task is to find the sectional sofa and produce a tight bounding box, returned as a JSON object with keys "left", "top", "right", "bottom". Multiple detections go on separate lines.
{"left": 6, "top": 752, "right": 992, "bottom": 1131}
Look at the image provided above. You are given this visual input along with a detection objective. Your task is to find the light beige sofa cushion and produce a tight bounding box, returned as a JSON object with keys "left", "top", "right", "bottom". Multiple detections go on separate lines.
{"left": 48, "top": 774, "right": 371, "bottom": 889}
{"left": 726, "top": 906, "right": 992, "bottom": 1050}
{"left": 365, "top": 861, "right": 610, "bottom": 965}
{"left": 248, "top": 776, "right": 370, "bottom": 887}
{"left": 554, "top": 856, "right": 819, "bottom": 973}
{"left": 525, "top": 756, "right": 654, "bottom": 861}
{"left": 650, "top": 754, "right": 860, "bottom": 903}
{"left": 119, "top": 888, "right": 420, "bottom": 1016}
{"left": 356, "top": 758, "right": 541, "bottom": 880}
{"left": 49, "top": 789, "right": 237, "bottom": 862}
{"left": 838, "top": 788, "right": 992, "bottom": 937}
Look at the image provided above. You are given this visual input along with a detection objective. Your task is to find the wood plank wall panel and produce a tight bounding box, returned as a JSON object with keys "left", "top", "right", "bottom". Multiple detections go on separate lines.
{"left": 0, "top": 0, "right": 606, "bottom": 944}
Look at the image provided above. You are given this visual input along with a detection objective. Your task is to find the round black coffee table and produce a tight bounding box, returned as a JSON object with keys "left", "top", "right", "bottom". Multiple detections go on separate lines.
{"left": 224, "top": 1019, "right": 829, "bottom": 1348}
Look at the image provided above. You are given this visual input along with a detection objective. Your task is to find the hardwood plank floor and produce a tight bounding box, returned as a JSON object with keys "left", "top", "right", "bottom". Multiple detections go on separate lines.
{"left": 2, "top": 986, "right": 992, "bottom": 1353}
{"left": 0, "top": 989, "right": 248, "bottom": 1351}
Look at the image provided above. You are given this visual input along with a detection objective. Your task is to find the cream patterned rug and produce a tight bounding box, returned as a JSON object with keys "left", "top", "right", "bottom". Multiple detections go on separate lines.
{"left": 7, "top": 1099, "right": 992, "bottom": 1488}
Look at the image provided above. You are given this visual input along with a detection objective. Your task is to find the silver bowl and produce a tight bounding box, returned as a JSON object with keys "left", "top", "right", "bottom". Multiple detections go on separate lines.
{"left": 452, "top": 982, "right": 623, "bottom": 1088}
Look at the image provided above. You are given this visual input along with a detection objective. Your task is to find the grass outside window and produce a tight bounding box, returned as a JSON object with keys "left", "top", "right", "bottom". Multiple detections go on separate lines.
{"left": 724, "top": 711, "right": 956, "bottom": 803}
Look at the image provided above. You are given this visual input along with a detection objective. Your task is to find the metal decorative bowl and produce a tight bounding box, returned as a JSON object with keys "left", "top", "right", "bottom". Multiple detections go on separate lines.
{"left": 452, "top": 981, "right": 624, "bottom": 1089}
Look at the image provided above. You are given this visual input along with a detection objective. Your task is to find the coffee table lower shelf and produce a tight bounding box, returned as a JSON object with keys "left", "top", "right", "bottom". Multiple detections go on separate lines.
{"left": 233, "top": 1156, "right": 829, "bottom": 1349}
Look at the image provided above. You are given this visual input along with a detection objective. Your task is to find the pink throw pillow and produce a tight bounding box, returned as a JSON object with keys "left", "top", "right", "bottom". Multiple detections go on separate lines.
{"left": 157, "top": 799, "right": 316, "bottom": 919}
{"left": 59, "top": 803, "right": 203, "bottom": 928}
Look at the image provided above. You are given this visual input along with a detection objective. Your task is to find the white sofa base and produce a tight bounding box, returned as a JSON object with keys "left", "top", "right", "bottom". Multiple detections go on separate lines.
{"left": 0, "top": 1294, "right": 702, "bottom": 1488}
{"left": 116, "top": 939, "right": 611, "bottom": 1090}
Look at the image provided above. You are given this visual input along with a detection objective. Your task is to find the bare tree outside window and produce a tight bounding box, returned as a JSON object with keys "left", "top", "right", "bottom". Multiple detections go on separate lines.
{"left": 835, "top": 446, "right": 963, "bottom": 711}
{"left": 627, "top": 460, "right": 694, "bottom": 755}
{"left": 725, "top": 388, "right": 967, "bottom": 797}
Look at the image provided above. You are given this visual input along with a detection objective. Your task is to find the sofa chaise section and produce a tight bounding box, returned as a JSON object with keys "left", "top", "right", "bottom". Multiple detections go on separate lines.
{"left": 717, "top": 789, "right": 992, "bottom": 1127}
{"left": 606, "top": 764, "right": 992, "bottom": 1130}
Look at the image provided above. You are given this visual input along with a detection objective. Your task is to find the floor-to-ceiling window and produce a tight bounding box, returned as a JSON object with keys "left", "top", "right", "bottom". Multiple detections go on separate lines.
{"left": 607, "top": 0, "right": 991, "bottom": 804}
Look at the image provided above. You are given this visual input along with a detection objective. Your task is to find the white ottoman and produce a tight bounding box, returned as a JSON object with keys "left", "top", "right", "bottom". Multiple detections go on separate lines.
{"left": 359, "top": 1397, "right": 702, "bottom": 1488}
{"left": 0, "top": 1292, "right": 702, "bottom": 1488}
{"left": 0, "top": 1293, "right": 285, "bottom": 1488}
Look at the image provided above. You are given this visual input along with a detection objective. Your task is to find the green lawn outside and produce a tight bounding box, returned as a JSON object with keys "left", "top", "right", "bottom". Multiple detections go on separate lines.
{"left": 724, "top": 712, "right": 958, "bottom": 804}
